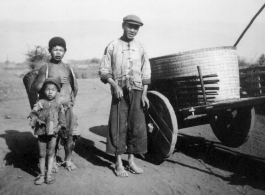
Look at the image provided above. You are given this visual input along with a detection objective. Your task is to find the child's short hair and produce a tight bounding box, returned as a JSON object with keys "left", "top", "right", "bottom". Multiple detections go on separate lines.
{"left": 48, "top": 37, "right": 67, "bottom": 51}
{"left": 40, "top": 78, "right": 61, "bottom": 93}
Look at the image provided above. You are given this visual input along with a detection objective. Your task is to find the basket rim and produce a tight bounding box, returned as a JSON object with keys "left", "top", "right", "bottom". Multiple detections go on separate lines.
{"left": 150, "top": 46, "right": 237, "bottom": 61}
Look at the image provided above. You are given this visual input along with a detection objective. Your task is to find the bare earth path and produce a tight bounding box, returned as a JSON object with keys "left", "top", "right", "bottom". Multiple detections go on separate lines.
{"left": 0, "top": 77, "right": 265, "bottom": 195}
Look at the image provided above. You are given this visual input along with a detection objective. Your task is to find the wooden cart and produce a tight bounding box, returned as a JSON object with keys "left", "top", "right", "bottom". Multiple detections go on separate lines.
{"left": 145, "top": 47, "right": 265, "bottom": 160}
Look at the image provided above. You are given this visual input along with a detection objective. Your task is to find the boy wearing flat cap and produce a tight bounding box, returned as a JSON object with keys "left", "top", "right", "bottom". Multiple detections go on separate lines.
{"left": 99, "top": 15, "right": 151, "bottom": 177}
{"left": 29, "top": 37, "right": 80, "bottom": 172}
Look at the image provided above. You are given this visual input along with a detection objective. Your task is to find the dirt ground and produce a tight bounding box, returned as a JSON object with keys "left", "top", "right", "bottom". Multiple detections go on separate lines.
{"left": 0, "top": 70, "right": 265, "bottom": 195}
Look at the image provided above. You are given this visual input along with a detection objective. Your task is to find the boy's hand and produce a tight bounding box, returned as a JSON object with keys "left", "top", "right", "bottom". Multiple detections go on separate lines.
{"left": 61, "top": 76, "right": 67, "bottom": 84}
{"left": 53, "top": 125, "right": 61, "bottom": 134}
{"left": 59, "top": 130, "right": 68, "bottom": 139}
{"left": 113, "top": 85, "right": 123, "bottom": 100}
{"left": 99, "top": 68, "right": 109, "bottom": 75}
{"left": 141, "top": 94, "right": 149, "bottom": 110}
{"left": 106, "top": 78, "right": 123, "bottom": 100}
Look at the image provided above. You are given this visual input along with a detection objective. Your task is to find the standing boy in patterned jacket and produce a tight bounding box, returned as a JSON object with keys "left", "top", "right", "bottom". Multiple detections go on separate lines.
{"left": 99, "top": 15, "right": 151, "bottom": 177}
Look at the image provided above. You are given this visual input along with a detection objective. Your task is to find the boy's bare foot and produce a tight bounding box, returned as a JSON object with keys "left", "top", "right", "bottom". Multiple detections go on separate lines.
{"left": 65, "top": 161, "right": 76, "bottom": 171}
{"left": 45, "top": 174, "right": 55, "bottom": 184}
{"left": 126, "top": 162, "right": 143, "bottom": 174}
{"left": 52, "top": 161, "right": 59, "bottom": 173}
{"left": 114, "top": 165, "right": 129, "bottom": 178}
{"left": 34, "top": 175, "right": 45, "bottom": 185}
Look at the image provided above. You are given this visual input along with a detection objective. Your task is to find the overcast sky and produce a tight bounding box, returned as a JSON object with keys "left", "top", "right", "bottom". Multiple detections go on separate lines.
{"left": 0, "top": 0, "right": 264, "bottom": 63}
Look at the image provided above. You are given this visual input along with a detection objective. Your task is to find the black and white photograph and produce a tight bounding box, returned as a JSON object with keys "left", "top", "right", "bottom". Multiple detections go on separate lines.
{"left": 0, "top": 0, "right": 265, "bottom": 194}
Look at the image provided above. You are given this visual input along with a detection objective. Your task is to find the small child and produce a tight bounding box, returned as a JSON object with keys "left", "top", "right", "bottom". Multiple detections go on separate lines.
{"left": 28, "top": 78, "right": 66, "bottom": 185}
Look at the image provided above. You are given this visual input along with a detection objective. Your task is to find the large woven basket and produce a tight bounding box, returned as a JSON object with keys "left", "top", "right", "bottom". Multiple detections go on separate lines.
{"left": 150, "top": 46, "right": 240, "bottom": 105}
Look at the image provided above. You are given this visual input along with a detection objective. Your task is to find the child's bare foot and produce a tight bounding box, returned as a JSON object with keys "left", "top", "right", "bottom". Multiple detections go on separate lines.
{"left": 65, "top": 161, "right": 76, "bottom": 171}
{"left": 126, "top": 162, "right": 143, "bottom": 174}
{"left": 45, "top": 174, "right": 55, "bottom": 184}
{"left": 34, "top": 175, "right": 45, "bottom": 185}
{"left": 114, "top": 165, "right": 129, "bottom": 178}
{"left": 52, "top": 161, "right": 59, "bottom": 173}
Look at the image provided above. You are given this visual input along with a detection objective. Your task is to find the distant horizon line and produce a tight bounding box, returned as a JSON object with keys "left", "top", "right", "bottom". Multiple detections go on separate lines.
{"left": 0, "top": 18, "right": 256, "bottom": 25}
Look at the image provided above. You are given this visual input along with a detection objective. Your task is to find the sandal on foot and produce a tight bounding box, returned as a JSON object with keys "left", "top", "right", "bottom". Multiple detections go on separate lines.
{"left": 45, "top": 175, "right": 55, "bottom": 184}
{"left": 114, "top": 166, "right": 128, "bottom": 178}
{"left": 65, "top": 161, "right": 76, "bottom": 171}
{"left": 125, "top": 165, "right": 143, "bottom": 174}
{"left": 34, "top": 175, "right": 45, "bottom": 185}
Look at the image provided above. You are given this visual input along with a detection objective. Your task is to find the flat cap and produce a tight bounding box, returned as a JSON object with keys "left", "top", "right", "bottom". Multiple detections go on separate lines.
{"left": 123, "top": 15, "right": 143, "bottom": 26}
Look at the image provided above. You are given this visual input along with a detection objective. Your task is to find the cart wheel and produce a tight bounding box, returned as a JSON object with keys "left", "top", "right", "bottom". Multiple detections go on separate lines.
{"left": 209, "top": 107, "right": 255, "bottom": 148}
{"left": 145, "top": 91, "right": 178, "bottom": 159}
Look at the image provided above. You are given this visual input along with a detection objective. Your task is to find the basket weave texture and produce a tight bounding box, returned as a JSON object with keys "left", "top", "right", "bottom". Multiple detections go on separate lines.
{"left": 150, "top": 46, "right": 240, "bottom": 103}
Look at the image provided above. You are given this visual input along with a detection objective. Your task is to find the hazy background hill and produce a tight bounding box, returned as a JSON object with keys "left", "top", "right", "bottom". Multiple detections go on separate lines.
{"left": 0, "top": 19, "right": 264, "bottom": 64}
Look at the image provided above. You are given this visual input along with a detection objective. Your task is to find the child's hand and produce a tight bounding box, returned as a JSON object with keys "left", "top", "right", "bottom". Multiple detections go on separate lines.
{"left": 33, "top": 101, "right": 43, "bottom": 112}
{"left": 53, "top": 125, "right": 61, "bottom": 134}
{"left": 28, "top": 114, "right": 38, "bottom": 128}
{"left": 58, "top": 130, "right": 68, "bottom": 139}
{"left": 99, "top": 67, "right": 109, "bottom": 75}
{"left": 61, "top": 76, "right": 67, "bottom": 84}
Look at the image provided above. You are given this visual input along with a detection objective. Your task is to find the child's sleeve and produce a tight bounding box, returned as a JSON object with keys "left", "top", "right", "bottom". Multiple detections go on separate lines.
{"left": 28, "top": 100, "right": 43, "bottom": 128}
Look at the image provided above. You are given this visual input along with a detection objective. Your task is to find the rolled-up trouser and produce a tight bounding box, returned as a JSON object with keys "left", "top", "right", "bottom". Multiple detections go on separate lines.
{"left": 106, "top": 89, "right": 147, "bottom": 155}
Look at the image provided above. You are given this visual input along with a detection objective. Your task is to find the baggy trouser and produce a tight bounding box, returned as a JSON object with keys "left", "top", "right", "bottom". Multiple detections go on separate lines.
{"left": 106, "top": 90, "right": 147, "bottom": 155}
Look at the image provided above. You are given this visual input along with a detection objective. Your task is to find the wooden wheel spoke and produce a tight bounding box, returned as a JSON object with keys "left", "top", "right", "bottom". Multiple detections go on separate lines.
{"left": 145, "top": 113, "right": 171, "bottom": 145}
{"left": 149, "top": 101, "right": 173, "bottom": 134}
